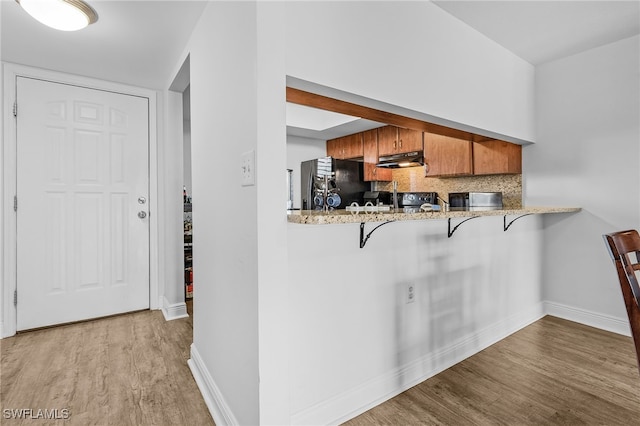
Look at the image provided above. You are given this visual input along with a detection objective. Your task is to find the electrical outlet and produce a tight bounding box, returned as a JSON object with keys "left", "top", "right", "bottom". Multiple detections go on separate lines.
{"left": 407, "top": 283, "right": 415, "bottom": 304}
{"left": 241, "top": 150, "right": 255, "bottom": 186}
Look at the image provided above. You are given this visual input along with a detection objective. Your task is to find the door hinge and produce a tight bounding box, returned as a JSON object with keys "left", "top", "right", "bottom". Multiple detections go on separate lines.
{"left": 14, "top": 290, "right": 17, "bottom": 307}
{"left": 13, "top": 101, "right": 17, "bottom": 117}
{"left": 14, "top": 195, "right": 17, "bottom": 212}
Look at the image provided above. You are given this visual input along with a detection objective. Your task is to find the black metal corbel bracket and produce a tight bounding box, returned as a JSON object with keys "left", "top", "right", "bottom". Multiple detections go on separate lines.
{"left": 360, "top": 221, "right": 394, "bottom": 248}
{"left": 503, "top": 214, "right": 533, "bottom": 231}
{"left": 448, "top": 216, "right": 480, "bottom": 238}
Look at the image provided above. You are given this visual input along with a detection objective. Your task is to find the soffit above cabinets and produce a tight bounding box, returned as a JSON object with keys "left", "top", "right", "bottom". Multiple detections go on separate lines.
{"left": 286, "top": 102, "right": 386, "bottom": 140}
{"left": 286, "top": 87, "right": 501, "bottom": 144}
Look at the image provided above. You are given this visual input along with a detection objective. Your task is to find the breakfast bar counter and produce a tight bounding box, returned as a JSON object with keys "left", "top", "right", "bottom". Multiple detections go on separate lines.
{"left": 288, "top": 205, "right": 581, "bottom": 247}
{"left": 287, "top": 206, "right": 581, "bottom": 225}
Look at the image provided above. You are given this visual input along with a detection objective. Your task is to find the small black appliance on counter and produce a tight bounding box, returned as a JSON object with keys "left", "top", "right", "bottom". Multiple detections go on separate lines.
{"left": 363, "top": 191, "right": 393, "bottom": 206}
{"left": 397, "top": 192, "right": 438, "bottom": 208}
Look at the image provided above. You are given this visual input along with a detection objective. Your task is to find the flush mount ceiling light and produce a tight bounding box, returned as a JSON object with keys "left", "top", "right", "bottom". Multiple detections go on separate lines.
{"left": 16, "top": 0, "right": 98, "bottom": 31}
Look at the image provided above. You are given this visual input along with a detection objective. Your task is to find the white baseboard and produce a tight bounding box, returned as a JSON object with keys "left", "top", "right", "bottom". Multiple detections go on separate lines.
{"left": 544, "top": 301, "right": 631, "bottom": 337}
{"left": 161, "top": 296, "right": 188, "bottom": 321}
{"left": 188, "top": 344, "right": 239, "bottom": 426}
{"left": 292, "top": 303, "right": 546, "bottom": 426}
{"left": 184, "top": 302, "right": 628, "bottom": 426}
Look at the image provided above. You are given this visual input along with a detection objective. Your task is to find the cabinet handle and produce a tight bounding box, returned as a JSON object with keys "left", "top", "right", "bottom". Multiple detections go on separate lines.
{"left": 393, "top": 141, "right": 397, "bottom": 149}
{"left": 399, "top": 139, "right": 403, "bottom": 148}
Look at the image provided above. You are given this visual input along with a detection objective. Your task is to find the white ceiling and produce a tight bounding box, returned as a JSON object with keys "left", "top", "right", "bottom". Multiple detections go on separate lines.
{"left": 1, "top": 0, "right": 638, "bottom": 135}
{"left": 432, "top": 0, "right": 640, "bottom": 65}
{"left": 0, "top": 0, "right": 207, "bottom": 90}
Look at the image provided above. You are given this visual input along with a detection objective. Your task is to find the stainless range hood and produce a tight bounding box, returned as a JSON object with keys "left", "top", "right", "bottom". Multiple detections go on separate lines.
{"left": 376, "top": 151, "right": 424, "bottom": 168}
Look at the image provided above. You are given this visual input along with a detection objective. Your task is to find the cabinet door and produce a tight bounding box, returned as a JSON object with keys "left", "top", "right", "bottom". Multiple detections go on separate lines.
{"left": 326, "top": 133, "right": 363, "bottom": 159}
{"left": 363, "top": 129, "right": 392, "bottom": 181}
{"left": 377, "top": 125, "right": 398, "bottom": 156}
{"left": 423, "top": 133, "right": 472, "bottom": 176}
{"left": 326, "top": 138, "right": 344, "bottom": 159}
{"left": 398, "top": 128, "right": 423, "bottom": 153}
{"left": 473, "top": 140, "right": 522, "bottom": 175}
{"left": 342, "top": 133, "right": 364, "bottom": 159}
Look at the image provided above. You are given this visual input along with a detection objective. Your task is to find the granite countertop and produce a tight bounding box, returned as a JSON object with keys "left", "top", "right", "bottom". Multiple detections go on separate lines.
{"left": 287, "top": 206, "right": 581, "bottom": 225}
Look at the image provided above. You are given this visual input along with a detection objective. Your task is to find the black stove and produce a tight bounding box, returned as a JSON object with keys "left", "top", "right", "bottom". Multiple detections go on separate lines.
{"left": 398, "top": 192, "right": 438, "bottom": 207}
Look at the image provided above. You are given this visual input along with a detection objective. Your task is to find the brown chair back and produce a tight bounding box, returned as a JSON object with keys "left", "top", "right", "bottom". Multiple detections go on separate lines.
{"left": 604, "top": 229, "right": 640, "bottom": 374}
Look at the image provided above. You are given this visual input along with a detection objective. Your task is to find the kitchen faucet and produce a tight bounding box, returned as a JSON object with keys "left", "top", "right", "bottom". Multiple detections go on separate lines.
{"left": 392, "top": 181, "right": 399, "bottom": 211}
{"left": 437, "top": 195, "right": 450, "bottom": 212}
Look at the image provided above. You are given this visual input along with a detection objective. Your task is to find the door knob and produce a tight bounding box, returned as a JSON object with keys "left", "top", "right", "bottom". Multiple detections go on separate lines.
{"left": 138, "top": 196, "right": 147, "bottom": 204}
{"left": 138, "top": 211, "right": 147, "bottom": 219}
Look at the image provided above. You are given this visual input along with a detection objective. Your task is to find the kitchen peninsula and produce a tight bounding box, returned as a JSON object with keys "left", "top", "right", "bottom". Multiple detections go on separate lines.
{"left": 288, "top": 206, "right": 580, "bottom": 248}
{"left": 288, "top": 206, "right": 580, "bottom": 225}
{"left": 285, "top": 82, "right": 583, "bottom": 424}
{"left": 286, "top": 197, "right": 577, "bottom": 424}
{"left": 287, "top": 87, "right": 580, "bottom": 232}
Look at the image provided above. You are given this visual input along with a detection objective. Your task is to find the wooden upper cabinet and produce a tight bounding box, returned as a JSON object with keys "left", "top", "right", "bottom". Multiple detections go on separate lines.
{"left": 377, "top": 126, "right": 398, "bottom": 156}
{"left": 326, "top": 133, "right": 363, "bottom": 159}
{"left": 344, "top": 133, "right": 364, "bottom": 158}
{"left": 326, "top": 138, "right": 342, "bottom": 158}
{"left": 378, "top": 125, "right": 423, "bottom": 156}
{"left": 363, "top": 128, "right": 392, "bottom": 182}
{"left": 473, "top": 140, "right": 522, "bottom": 175}
{"left": 326, "top": 127, "right": 520, "bottom": 181}
{"left": 398, "top": 127, "right": 423, "bottom": 153}
{"left": 423, "top": 133, "right": 473, "bottom": 177}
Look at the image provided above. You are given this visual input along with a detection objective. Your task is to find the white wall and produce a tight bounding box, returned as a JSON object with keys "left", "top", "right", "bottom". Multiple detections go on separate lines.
{"left": 283, "top": 1, "right": 541, "bottom": 423}
{"left": 0, "top": 2, "right": 4, "bottom": 336}
{"left": 255, "top": 3, "right": 290, "bottom": 422}
{"left": 162, "top": 90, "right": 187, "bottom": 317}
{"left": 285, "top": 1, "right": 535, "bottom": 143}
{"left": 183, "top": 118, "right": 192, "bottom": 194}
{"left": 288, "top": 216, "right": 545, "bottom": 423}
{"left": 185, "top": 1, "right": 292, "bottom": 424}
{"left": 183, "top": 86, "right": 192, "bottom": 196}
{"left": 525, "top": 35, "right": 640, "bottom": 330}
{"left": 286, "top": 135, "right": 326, "bottom": 209}
{"left": 188, "top": 1, "right": 260, "bottom": 422}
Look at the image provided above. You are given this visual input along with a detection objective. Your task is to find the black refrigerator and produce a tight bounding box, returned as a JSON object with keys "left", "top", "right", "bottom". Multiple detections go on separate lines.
{"left": 300, "top": 157, "right": 369, "bottom": 210}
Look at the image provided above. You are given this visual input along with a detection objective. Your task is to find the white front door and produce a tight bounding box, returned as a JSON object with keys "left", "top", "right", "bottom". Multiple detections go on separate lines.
{"left": 16, "top": 76, "right": 150, "bottom": 330}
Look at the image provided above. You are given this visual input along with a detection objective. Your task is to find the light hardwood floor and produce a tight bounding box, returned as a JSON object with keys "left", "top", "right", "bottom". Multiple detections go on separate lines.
{"left": 2, "top": 312, "right": 639, "bottom": 425}
{"left": 1, "top": 305, "right": 214, "bottom": 425}
{"left": 345, "top": 316, "right": 640, "bottom": 425}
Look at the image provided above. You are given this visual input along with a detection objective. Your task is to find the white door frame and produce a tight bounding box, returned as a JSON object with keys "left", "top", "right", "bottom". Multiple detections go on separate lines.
{"left": 1, "top": 62, "right": 161, "bottom": 337}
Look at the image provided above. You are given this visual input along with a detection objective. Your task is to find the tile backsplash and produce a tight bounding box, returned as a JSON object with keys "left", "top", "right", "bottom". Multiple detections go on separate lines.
{"left": 374, "top": 168, "right": 522, "bottom": 208}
